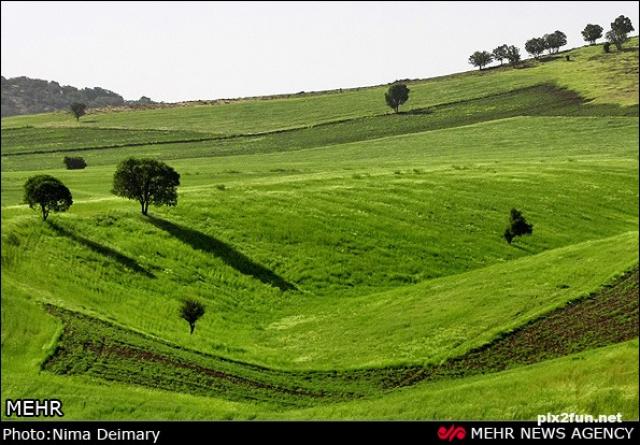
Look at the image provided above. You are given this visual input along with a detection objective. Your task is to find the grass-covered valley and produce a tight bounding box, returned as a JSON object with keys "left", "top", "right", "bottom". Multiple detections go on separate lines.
{"left": 1, "top": 37, "right": 638, "bottom": 420}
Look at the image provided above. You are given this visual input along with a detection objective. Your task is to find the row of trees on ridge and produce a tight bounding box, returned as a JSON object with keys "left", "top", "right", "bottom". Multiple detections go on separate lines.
{"left": 468, "top": 15, "right": 635, "bottom": 70}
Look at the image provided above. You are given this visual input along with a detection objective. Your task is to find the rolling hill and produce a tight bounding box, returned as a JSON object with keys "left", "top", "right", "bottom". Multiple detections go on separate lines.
{"left": 1, "top": 38, "right": 638, "bottom": 420}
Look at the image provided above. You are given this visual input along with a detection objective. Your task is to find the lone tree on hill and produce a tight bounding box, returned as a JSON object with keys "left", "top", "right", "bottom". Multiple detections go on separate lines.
{"left": 543, "top": 31, "right": 567, "bottom": 54}
{"left": 525, "top": 38, "right": 547, "bottom": 59}
{"left": 582, "top": 24, "right": 603, "bottom": 45}
{"left": 180, "top": 299, "right": 205, "bottom": 334}
{"left": 468, "top": 51, "right": 493, "bottom": 70}
{"left": 503, "top": 208, "right": 533, "bottom": 244}
{"left": 70, "top": 102, "right": 87, "bottom": 121}
{"left": 492, "top": 44, "right": 509, "bottom": 66}
{"left": 385, "top": 83, "right": 410, "bottom": 113}
{"left": 606, "top": 15, "right": 634, "bottom": 50}
{"left": 506, "top": 45, "right": 521, "bottom": 67}
{"left": 112, "top": 158, "right": 180, "bottom": 215}
{"left": 23, "top": 175, "right": 73, "bottom": 221}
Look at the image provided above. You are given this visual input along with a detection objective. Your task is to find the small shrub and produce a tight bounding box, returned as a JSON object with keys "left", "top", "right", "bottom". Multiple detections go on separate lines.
{"left": 180, "top": 299, "right": 205, "bottom": 334}
{"left": 603, "top": 42, "right": 611, "bottom": 53}
{"left": 215, "top": 184, "right": 226, "bottom": 191}
{"left": 504, "top": 208, "right": 533, "bottom": 244}
{"left": 63, "top": 156, "right": 87, "bottom": 170}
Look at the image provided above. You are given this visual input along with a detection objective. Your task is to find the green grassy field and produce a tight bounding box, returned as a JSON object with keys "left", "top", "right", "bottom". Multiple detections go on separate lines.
{"left": 1, "top": 38, "right": 638, "bottom": 420}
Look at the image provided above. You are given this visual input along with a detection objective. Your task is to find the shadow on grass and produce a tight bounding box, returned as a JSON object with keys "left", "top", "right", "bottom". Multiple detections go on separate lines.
{"left": 511, "top": 243, "right": 533, "bottom": 253}
{"left": 145, "top": 215, "right": 296, "bottom": 291}
{"left": 47, "top": 221, "right": 155, "bottom": 278}
{"left": 403, "top": 107, "right": 434, "bottom": 115}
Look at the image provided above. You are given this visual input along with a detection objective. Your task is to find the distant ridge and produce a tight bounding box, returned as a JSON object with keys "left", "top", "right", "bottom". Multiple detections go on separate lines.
{"left": 0, "top": 75, "right": 155, "bottom": 117}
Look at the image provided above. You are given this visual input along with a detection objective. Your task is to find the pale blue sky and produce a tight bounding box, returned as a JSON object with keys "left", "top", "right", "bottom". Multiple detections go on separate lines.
{"left": 1, "top": 1, "right": 638, "bottom": 102}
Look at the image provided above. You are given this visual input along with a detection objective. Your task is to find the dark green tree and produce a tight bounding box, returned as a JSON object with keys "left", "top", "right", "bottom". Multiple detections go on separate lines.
{"left": 612, "top": 15, "right": 635, "bottom": 33}
{"left": 70, "top": 102, "right": 87, "bottom": 121}
{"left": 23, "top": 175, "right": 73, "bottom": 221}
{"left": 503, "top": 208, "right": 533, "bottom": 244}
{"left": 607, "top": 15, "right": 635, "bottom": 50}
{"left": 63, "top": 156, "right": 87, "bottom": 169}
{"left": 543, "top": 31, "right": 567, "bottom": 54}
{"left": 112, "top": 158, "right": 180, "bottom": 215}
{"left": 525, "top": 38, "right": 546, "bottom": 59}
{"left": 468, "top": 51, "right": 493, "bottom": 70}
{"left": 506, "top": 45, "right": 521, "bottom": 67}
{"left": 180, "top": 299, "right": 205, "bottom": 334}
{"left": 384, "top": 83, "right": 410, "bottom": 113}
{"left": 581, "top": 24, "right": 603, "bottom": 45}
{"left": 492, "top": 44, "right": 509, "bottom": 65}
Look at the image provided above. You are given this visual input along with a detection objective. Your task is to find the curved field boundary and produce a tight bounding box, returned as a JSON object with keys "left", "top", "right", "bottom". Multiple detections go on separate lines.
{"left": 8, "top": 84, "right": 633, "bottom": 158}
{"left": 42, "top": 267, "right": 638, "bottom": 406}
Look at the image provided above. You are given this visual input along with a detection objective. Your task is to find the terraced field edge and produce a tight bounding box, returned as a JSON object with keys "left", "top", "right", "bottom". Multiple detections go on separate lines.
{"left": 41, "top": 266, "right": 639, "bottom": 407}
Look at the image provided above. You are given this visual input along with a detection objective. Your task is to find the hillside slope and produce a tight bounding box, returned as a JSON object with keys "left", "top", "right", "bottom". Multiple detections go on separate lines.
{"left": 2, "top": 38, "right": 637, "bottom": 132}
{"left": 1, "top": 38, "right": 638, "bottom": 420}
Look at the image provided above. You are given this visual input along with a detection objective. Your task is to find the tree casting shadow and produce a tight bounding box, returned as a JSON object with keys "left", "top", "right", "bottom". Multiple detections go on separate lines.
{"left": 47, "top": 221, "right": 155, "bottom": 278}
{"left": 145, "top": 215, "right": 296, "bottom": 292}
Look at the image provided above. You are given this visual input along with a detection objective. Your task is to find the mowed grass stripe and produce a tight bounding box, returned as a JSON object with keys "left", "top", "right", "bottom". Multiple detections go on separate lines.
{"left": 3, "top": 85, "right": 637, "bottom": 172}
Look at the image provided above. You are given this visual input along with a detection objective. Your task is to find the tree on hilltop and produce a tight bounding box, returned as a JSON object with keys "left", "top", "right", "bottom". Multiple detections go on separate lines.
{"left": 492, "top": 45, "right": 509, "bottom": 66}
{"left": 506, "top": 45, "right": 521, "bottom": 67}
{"left": 606, "top": 15, "right": 634, "bottom": 50}
{"left": 469, "top": 51, "right": 494, "bottom": 70}
{"left": 70, "top": 102, "right": 87, "bottom": 121}
{"left": 543, "top": 31, "right": 567, "bottom": 54}
{"left": 582, "top": 24, "right": 603, "bottom": 45}
{"left": 525, "top": 38, "right": 546, "bottom": 59}
{"left": 385, "top": 83, "right": 410, "bottom": 113}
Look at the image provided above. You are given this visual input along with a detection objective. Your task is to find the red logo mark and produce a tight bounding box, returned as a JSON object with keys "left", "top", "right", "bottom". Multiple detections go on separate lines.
{"left": 438, "top": 425, "right": 466, "bottom": 442}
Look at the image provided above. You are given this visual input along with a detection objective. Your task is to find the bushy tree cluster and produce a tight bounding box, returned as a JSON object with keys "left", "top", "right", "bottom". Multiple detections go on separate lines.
{"left": 543, "top": 31, "right": 568, "bottom": 54}
{"left": 525, "top": 38, "right": 547, "bottom": 59}
{"left": 469, "top": 44, "right": 521, "bottom": 70}
{"left": 467, "top": 14, "right": 633, "bottom": 71}
{"left": 468, "top": 51, "right": 493, "bottom": 70}
{"left": 525, "top": 31, "right": 567, "bottom": 58}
